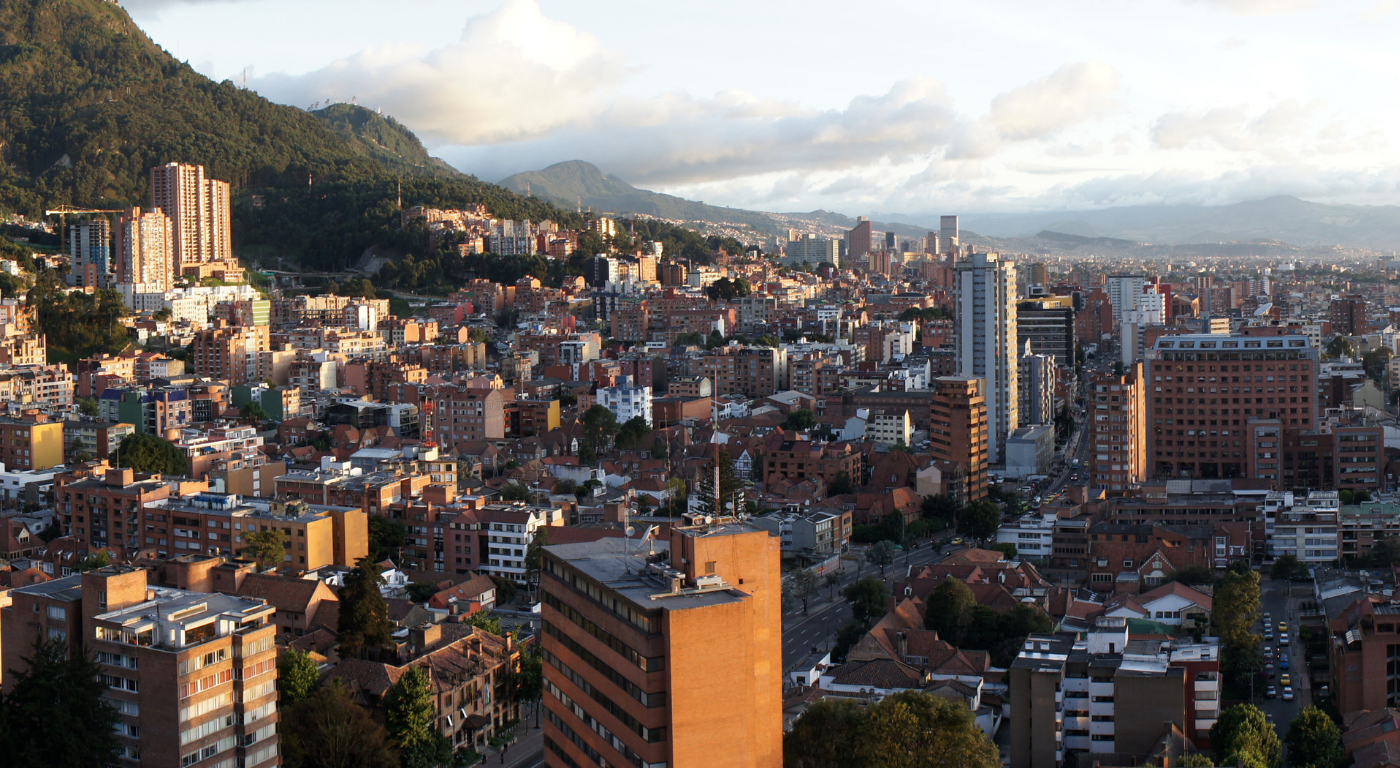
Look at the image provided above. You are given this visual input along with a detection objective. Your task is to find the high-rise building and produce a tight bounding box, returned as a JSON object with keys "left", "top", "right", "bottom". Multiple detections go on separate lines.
{"left": 597, "top": 374, "right": 653, "bottom": 426}
{"left": 192, "top": 322, "right": 271, "bottom": 386}
{"left": 149, "top": 162, "right": 233, "bottom": 273}
{"left": 1, "top": 566, "right": 281, "bottom": 768}
{"left": 1090, "top": 361, "right": 1147, "bottom": 491}
{"left": 924, "top": 231, "right": 939, "bottom": 254}
{"left": 955, "top": 251, "right": 1019, "bottom": 462}
{"left": 884, "top": 231, "right": 896, "bottom": 251}
{"left": 846, "top": 216, "right": 873, "bottom": 259}
{"left": 1017, "top": 296, "right": 1076, "bottom": 364}
{"left": 1026, "top": 262, "right": 1048, "bottom": 286}
{"left": 929, "top": 376, "right": 989, "bottom": 503}
{"left": 1105, "top": 275, "right": 1146, "bottom": 327}
{"left": 1146, "top": 330, "right": 1318, "bottom": 480}
{"left": 939, "top": 215, "right": 959, "bottom": 255}
{"left": 1018, "top": 346, "right": 1056, "bottom": 427}
{"left": 785, "top": 235, "right": 841, "bottom": 267}
{"left": 115, "top": 206, "right": 173, "bottom": 291}
{"left": 1331, "top": 294, "right": 1368, "bottom": 336}
{"left": 540, "top": 521, "right": 782, "bottom": 768}
{"left": 68, "top": 217, "right": 112, "bottom": 288}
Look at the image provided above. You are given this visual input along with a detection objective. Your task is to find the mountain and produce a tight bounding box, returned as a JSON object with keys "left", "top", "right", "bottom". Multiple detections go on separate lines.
{"left": 500, "top": 161, "right": 775, "bottom": 231}
{"left": 0, "top": 0, "right": 575, "bottom": 269}
{"left": 960, "top": 196, "right": 1400, "bottom": 251}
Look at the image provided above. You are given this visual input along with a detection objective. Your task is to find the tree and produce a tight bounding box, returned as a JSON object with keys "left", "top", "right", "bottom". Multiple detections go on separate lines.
{"left": 784, "top": 691, "right": 999, "bottom": 768}
{"left": 1363, "top": 347, "right": 1392, "bottom": 384}
{"left": 1271, "top": 554, "right": 1306, "bottom": 581}
{"left": 924, "top": 578, "right": 976, "bottom": 644}
{"left": 240, "top": 528, "right": 288, "bottom": 569}
{"left": 277, "top": 647, "right": 321, "bottom": 707}
{"left": 635, "top": 495, "right": 654, "bottom": 515}
{"left": 832, "top": 619, "right": 867, "bottom": 661}
{"left": 843, "top": 577, "right": 890, "bottom": 627}
{"left": 1285, "top": 706, "right": 1344, "bottom": 768}
{"left": 1177, "top": 756, "right": 1215, "bottom": 767}
{"left": 958, "top": 500, "right": 1001, "bottom": 541}
{"left": 240, "top": 400, "right": 270, "bottom": 424}
{"left": 0, "top": 640, "right": 121, "bottom": 768}
{"left": 1365, "top": 535, "right": 1400, "bottom": 569}
{"left": 77, "top": 397, "right": 99, "bottom": 417}
{"left": 921, "top": 494, "right": 959, "bottom": 524}
{"left": 463, "top": 611, "right": 505, "bottom": 635}
{"left": 666, "top": 476, "right": 688, "bottom": 516}
{"left": 790, "top": 568, "right": 820, "bottom": 614}
{"left": 581, "top": 405, "right": 618, "bottom": 456}
{"left": 615, "top": 416, "right": 651, "bottom": 451}
{"left": 784, "top": 698, "right": 863, "bottom": 768}
{"left": 337, "top": 558, "right": 394, "bottom": 658}
{"left": 1211, "top": 704, "right": 1281, "bottom": 768}
{"left": 865, "top": 540, "right": 896, "bottom": 578}
{"left": 115, "top": 432, "right": 190, "bottom": 476}
{"left": 513, "top": 645, "right": 543, "bottom": 727}
{"left": 990, "top": 542, "right": 1018, "bottom": 560}
{"left": 491, "top": 575, "right": 518, "bottom": 605}
{"left": 828, "top": 470, "right": 854, "bottom": 497}
{"left": 1167, "top": 564, "right": 1215, "bottom": 586}
{"left": 1325, "top": 336, "right": 1353, "bottom": 360}
{"left": 385, "top": 666, "right": 452, "bottom": 768}
{"left": 281, "top": 680, "right": 398, "bottom": 768}
{"left": 525, "top": 525, "right": 551, "bottom": 595}
{"left": 783, "top": 408, "right": 817, "bottom": 432}
{"left": 499, "top": 483, "right": 531, "bottom": 502}
{"left": 405, "top": 582, "right": 438, "bottom": 604}
{"left": 823, "top": 570, "right": 843, "bottom": 601}
{"left": 76, "top": 549, "right": 112, "bottom": 572}
{"left": 368, "top": 516, "right": 406, "bottom": 563}
{"left": 693, "top": 448, "right": 743, "bottom": 517}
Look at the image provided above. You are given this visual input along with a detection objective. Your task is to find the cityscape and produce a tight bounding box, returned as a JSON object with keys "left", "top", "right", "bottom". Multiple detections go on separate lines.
{"left": 5, "top": 2, "right": 1400, "bottom": 768}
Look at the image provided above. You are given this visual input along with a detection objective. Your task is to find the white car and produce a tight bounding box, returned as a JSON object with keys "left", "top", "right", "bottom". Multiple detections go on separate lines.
{"left": 1282, "top": 686, "right": 1294, "bottom": 701}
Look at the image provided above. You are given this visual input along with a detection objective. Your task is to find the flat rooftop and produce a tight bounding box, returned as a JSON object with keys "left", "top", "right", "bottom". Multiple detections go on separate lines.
{"left": 545, "top": 537, "right": 749, "bottom": 613}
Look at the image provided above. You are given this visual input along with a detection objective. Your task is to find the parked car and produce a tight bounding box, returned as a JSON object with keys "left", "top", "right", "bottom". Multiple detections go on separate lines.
{"left": 1282, "top": 686, "right": 1294, "bottom": 701}
{"left": 1264, "top": 630, "right": 1274, "bottom": 642}
{"left": 1266, "top": 685, "right": 1278, "bottom": 699}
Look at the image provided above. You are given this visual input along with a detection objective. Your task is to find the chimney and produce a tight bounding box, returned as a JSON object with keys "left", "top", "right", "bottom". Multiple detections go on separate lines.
{"left": 105, "top": 467, "right": 134, "bottom": 487}
{"left": 409, "top": 622, "right": 442, "bottom": 654}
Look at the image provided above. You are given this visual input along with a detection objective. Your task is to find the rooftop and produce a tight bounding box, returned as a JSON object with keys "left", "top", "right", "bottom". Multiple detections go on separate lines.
{"left": 545, "top": 536, "right": 750, "bottom": 613}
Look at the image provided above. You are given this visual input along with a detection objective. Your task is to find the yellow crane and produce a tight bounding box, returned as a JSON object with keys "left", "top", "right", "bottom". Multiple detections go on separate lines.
{"left": 44, "top": 205, "right": 124, "bottom": 252}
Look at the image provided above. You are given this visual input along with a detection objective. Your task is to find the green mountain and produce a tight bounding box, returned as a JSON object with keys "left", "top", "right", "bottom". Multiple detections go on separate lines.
{"left": 500, "top": 160, "right": 776, "bottom": 231}
{"left": 0, "top": 0, "right": 575, "bottom": 269}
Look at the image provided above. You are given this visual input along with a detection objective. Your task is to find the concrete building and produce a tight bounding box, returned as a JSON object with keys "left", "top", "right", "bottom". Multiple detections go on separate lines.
{"left": 1332, "top": 294, "right": 1368, "bottom": 336}
{"left": 144, "top": 492, "right": 368, "bottom": 568}
{"left": 997, "top": 512, "right": 1057, "bottom": 559}
{"left": 1, "top": 566, "right": 280, "bottom": 768}
{"left": 1147, "top": 331, "right": 1319, "bottom": 480}
{"left": 192, "top": 322, "right": 271, "bottom": 387}
{"left": 785, "top": 235, "right": 840, "bottom": 267}
{"left": 1009, "top": 619, "right": 1220, "bottom": 768}
{"left": 929, "top": 376, "right": 989, "bottom": 503}
{"left": 68, "top": 217, "right": 111, "bottom": 288}
{"left": 0, "top": 415, "right": 64, "bottom": 471}
{"left": 149, "top": 162, "right": 233, "bottom": 270}
{"left": 1091, "top": 362, "right": 1147, "bottom": 492}
{"left": 1330, "top": 594, "right": 1400, "bottom": 714}
{"left": 115, "top": 206, "right": 173, "bottom": 292}
{"left": 1005, "top": 425, "right": 1055, "bottom": 480}
{"left": 540, "top": 519, "right": 782, "bottom": 768}
{"left": 1106, "top": 275, "right": 1146, "bottom": 328}
{"left": 955, "top": 252, "right": 1019, "bottom": 462}
{"left": 1017, "top": 296, "right": 1076, "bottom": 364}
{"left": 1264, "top": 489, "right": 1340, "bottom": 563}
{"left": 1019, "top": 345, "right": 1057, "bottom": 426}
{"left": 597, "top": 374, "right": 654, "bottom": 427}
{"left": 939, "top": 215, "right": 959, "bottom": 255}
{"left": 846, "top": 216, "right": 873, "bottom": 259}
{"left": 867, "top": 409, "right": 913, "bottom": 447}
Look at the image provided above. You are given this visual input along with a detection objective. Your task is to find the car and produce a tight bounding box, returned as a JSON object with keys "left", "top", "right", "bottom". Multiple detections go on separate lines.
{"left": 1282, "top": 686, "right": 1294, "bottom": 701}
{"left": 1280, "top": 657, "right": 1290, "bottom": 670}
{"left": 1264, "top": 664, "right": 1275, "bottom": 678}
{"left": 1280, "top": 632, "right": 1289, "bottom": 644}
{"left": 1263, "top": 613, "right": 1272, "bottom": 625}
{"left": 1278, "top": 621, "right": 1288, "bottom": 632}
{"left": 1264, "top": 630, "right": 1274, "bottom": 642}
{"left": 1280, "top": 674, "right": 1291, "bottom": 687}
{"left": 1265, "top": 685, "right": 1278, "bottom": 699}
{"left": 951, "top": 537, "right": 964, "bottom": 545}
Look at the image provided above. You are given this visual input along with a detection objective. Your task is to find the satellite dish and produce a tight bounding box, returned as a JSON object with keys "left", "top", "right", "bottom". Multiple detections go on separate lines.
{"left": 625, "top": 526, "right": 636, "bottom": 537}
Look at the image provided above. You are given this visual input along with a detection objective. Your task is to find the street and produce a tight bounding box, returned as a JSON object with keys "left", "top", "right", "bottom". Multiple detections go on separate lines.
{"left": 1256, "top": 577, "right": 1310, "bottom": 738}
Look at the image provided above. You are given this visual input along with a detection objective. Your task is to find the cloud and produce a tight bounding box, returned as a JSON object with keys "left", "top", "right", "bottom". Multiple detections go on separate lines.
{"left": 948, "top": 62, "right": 1120, "bottom": 159}
{"left": 1183, "top": 0, "right": 1316, "bottom": 16}
{"left": 1151, "top": 100, "right": 1385, "bottom": 155}
{"left": 1359, "top": 0, "right": 1399, "bottom": 21}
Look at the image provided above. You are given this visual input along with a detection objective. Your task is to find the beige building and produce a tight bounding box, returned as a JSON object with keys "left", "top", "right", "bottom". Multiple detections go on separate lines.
{"left": 149, "top": 162, "right": 233, "bottom": 271}
{"left": 1090, "top": 361, "right": 1147, "bottom": 491}
{"left": 116, "top": 206, "right": 174, "bottom": 291}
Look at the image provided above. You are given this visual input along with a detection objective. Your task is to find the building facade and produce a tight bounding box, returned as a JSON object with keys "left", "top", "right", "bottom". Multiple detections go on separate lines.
{"left": 955, "top": 252, "right": 1019, "bottom": 462}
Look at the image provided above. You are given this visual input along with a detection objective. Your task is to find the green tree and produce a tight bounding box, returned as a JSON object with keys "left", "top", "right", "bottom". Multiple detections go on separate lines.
{"left": 581, "top": 405, "right": 619, "bottom": 457}
{"left": 76, "top": 548, "right": 112, "bottom": 572}
{"left": 832, "top": 619, "right": 867, "bottom": 661}
{"left": 1365, "top": 535, "right": 1400, "bottom": 569}
{"left": 491, "top": 575, "right": 518, "bottom": 606}
{"left": 921, "top": 494, "right": 959, "bottom": 524}
{"left": 615, "top": 416, "right": 651, "bottom": 451}
{"left": 115, "top": 432, "right": 190, "bottom": 476}
{"left": 864, "top": 540, "right": 896, "bottom": 578}
{"left": 499, "top": 483, "right": 531, "bottom": 502}
{"left": 828, "top": 470, "right": 854, "bottom": 496}
{"left": 337, "top": 558, "right": 394, "bottom": 658}
{"left": 240, "top": 400, "right": 270, "bottom": 424}
{"left": 368, "top": 516, "right": 406, "bottom": 563}
{"left": 989, "top": 542, "right": 1018, "bottom": 560}
{"left": 1325, "top": 336, "right": 1353, "bottom": 359}
{"left": 1271, "top": 554, "right": 1307, "bottom": 581}
{"left": 0, "top": 640, "right": 121, "bottom": 768}
{"left": 784, "top": 691, "right": 998, "bottom": 768}
{"left": 1178, "top": 756, "right": 1215, "bottom": 767}
{"left": 1211, "top": 704, "right": 1281, "bottom": 768}
{"left": 513, "top": 645, "right": 543, "bottom": 726}
{"left": 784, "top": 697, "right": 863, "bottom": 768}
{"left": 783, "top": 408, "right": 817, "bottom": 432}
{"left": 1167, "top": 564, "right": 1215, "bottom": 586}
{"left": 463, "top": 611, "right": 504, "bottom": 636}
{"left": 666, "top": 476, "right": 688, "bottom": 516}
{"left": 958, "top": 500, "right": 1001, "bottom": 541}
{"left": 525, "top": 525, "right": 551, "bottom": 595}
{"left": 277, "top": 647, "right": 321, "bottom": 707}
{"left": 240, "top": 528, "right": 288, "bottom": 569}
{"left": 693, "top": 448, "right": 743, "bottom": 517}
{"left": 924, "top": 577, "right": 976, "bottom": 644}
{"left": 405, "top": 582, "right": 438, "bottom": 604}
{"left": 384, "top": 666, "right": 452, "bottom": 768}
{"left": 790, "top": 568, "right": 820, "bottom": 614}
{"left": 843, "top": 577, "right": 890, "bottom": 627}
{"left": 77, "top": 397, "right": 99, "bottom": 417}
{"left": 1285, "top": 706, "right": 1344, "bottom": 768}
{"left": 281, "top": 680, "right": 398, "bottom": 768}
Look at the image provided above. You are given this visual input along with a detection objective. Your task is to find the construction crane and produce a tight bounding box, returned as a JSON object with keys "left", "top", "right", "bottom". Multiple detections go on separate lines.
{"left": 44, "top": 205, "right": 124, "bottom": 252}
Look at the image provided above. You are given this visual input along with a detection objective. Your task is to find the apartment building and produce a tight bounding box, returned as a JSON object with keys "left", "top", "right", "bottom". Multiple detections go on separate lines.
{"left": 2, "top": 566, "right": 279, "bottom": 768}
{"left": 115, "top": 206, "right": 174, "bottom": 291}
{"left": 144, "top": 492, "right": 368, "bottom": 568}
{"left": 508, "top": 399, "right": 560, "bottom": 437}
{"left": 762, "top": 436, "right": 861, "bottom": 488}
{"left": 1017, "top": 296, "right": 1077, "bottom": 363}
{"left": 56, "top": 465, "right": 174, "bottom": 557}
{"left": 1010, "top": 619, "right": 1220, "bottom": 768}
{"left": 540, "top": 520, "right": 782, "bottom": 768}
{"left": 1330, "top": 594, "right": 1400, "bottom": 714}
{"left": 192, "top": 322, "right": 271, "bottom": 386}
{"left": 0, "top": 363, "right": 75, "bottom": 407}
{"left": 1331, "top": 294, "right": 1368, "bottom": 336}
{"left": 955, "top": 252, "right": 1020, "bottom": 462}
{"left": 1147, "top": 331, "right": 1319, "bottom": 480}
{"left": 1091, "top": 362, "right": 1148, "bottom": 492}
{"left": 149, "top": 162, "right": 233, "bottom": 269}
{"left": 0, "top": 414, "right": 64, "bottom": 470}
{"left": 700, "top": 346, "right": 785, "bottom": 398}
{"left": 99, "top": 386, "right": 193, "bottom": 435}
{"left": 431, "top": 387, "right": 506, "bottom": 443}
{"left": 929, "top": 376, "right": 989, "bottom": 504}
{"left": 598, "top": 375, "right": 653, "bottom": 427}
{"left": 1264, "top": 489, "right": 1340, "bottom": 563}
{"left": 1243, "top": 417, "right": 1384, "bottom": 492}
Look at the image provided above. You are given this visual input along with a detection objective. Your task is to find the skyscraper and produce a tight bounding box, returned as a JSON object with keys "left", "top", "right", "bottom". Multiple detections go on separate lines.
{"left": 149, "top": 162, "right": 233, "bottom": 275}
{"left": 115, "top": 206, "right": 173, "bottom": 291}
{"left": 930, "top": 376, "right": 989, "bottom": 503}
{"left": 955, "top": 251, "right": 1019, "bottom": 462}
{"left": 1091, "top": 361, "right": 1147, "bottom": 491}
{"left": 68, "top": 217, "right": 111, "bottom": 288}
{"left": 1018, "top": 343, "right": 1056, "bottom": 427}
{"left": 1106, "top": 275, "right": 1146, "bottom": 327}
{"left": 940, "top": 215, "right": 959, "bottom": 255}
{"left": 924, "top": 231, "right": 940, "bottom": 254}
{"left": 846, "top": 216, "right": 872, "bottom": 259}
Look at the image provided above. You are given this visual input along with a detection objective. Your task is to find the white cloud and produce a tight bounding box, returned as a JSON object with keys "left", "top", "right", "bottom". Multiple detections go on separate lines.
{"left": 1151, "top": 100, "right": 1385, "bottom": 156}
{"left": 1184, "top": 0, "right": 1317, "bottom": 16}
{"left": 947, "top": 62, "right": 1119, "bottom": 160}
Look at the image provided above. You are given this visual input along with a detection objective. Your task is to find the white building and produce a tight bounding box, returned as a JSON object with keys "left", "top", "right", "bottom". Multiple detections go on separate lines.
{"left": 1105, "top": 275, "right": 1146, "bottom": 327}
{"left": 1265, "top": 489, "right": 1340, "bottom": 563}
{"left": 598, "top": 374, "right": 653, "bottom": 427}
{"left": 956, "top": 252, "right": 1019, "bottom": 463}
{"left": 996, "top": 512, "right": 1056, "bottom": 559}
{"left": 0, "top": 461, "right": 61, "bottom": 501}
{"left": 1005, "top": 425, "right": 1056, "bottom": 479}
{"left": 867, "top": 410, "right": 912, "bottom": 446}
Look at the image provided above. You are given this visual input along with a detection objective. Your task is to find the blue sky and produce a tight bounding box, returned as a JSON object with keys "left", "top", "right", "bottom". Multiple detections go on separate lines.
{"left": 125, "top": 0, "right": 1400, "bottom": 216}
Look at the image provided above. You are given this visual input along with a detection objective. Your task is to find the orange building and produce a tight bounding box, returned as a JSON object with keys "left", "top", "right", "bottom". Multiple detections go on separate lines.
{"left": 540, "top": 518, "right": 782, "bottom": 768}
{"left": 192, "top": 321, "right": 271, "bottom": 386}
{"left": 1091, "top": 362, "right": 1147, "bottom": 491}
{"left": 929, "top": 376, "right": 989, "bottom": 504}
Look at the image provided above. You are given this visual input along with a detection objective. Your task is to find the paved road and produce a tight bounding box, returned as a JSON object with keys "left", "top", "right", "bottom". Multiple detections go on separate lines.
{"left": 482, "top": 719, "right": 544, "bottom": 768}
{"left": 1257, "top": 578, "right": 1309, "bottom": 744}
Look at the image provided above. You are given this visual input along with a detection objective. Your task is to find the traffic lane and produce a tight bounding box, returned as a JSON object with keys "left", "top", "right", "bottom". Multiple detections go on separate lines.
{"left": 1257, "top": 578, "right": 1306, "bottom": 740}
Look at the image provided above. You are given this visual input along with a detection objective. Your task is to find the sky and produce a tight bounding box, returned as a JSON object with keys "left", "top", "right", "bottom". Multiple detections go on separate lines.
{"left": 123, "top": 0, "right": 1400, "bottom": 218}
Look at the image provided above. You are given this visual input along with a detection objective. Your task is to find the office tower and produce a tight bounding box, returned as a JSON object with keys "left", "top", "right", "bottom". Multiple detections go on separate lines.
{"left": 1105, "top": 275, "right": 1145, "bottom": 327}
{"left": 1090, "top": 361, "right": 1146, "bottom": 491}
{"left": 115, "top": 206, "right": 173, "bottom": 290}
{"left": 540, "top": 521, "right": 782, "bottom": 768}
{"left": 1018, "top": 344, "right": 1056, "bottom": 427}
{"left": 149, "top": 162, "right": 233, "bottom": 273}
{"left": 846, "top": 216, "right": 872, "bottom": 259}
{"left": 2, "top": 566, "right": 280, "bottom": 768}
{"left": 869, "top": 250, "right": 892, "bottom": 275}
{"left": 929, "top": 376, "right": 990, "bottom": 504}
{"left": 1027, "top": 262, "right": 1048, "bottom": 286}
{"left": 1010, "top": 620, "right": 1220, "bottom": 768}
{"left": 1146, "top": 330, "right": 1318, "bottom": 480}
{"left": 68, "top": 217, "right": 111, "bottom": 288}
{"left": 884, "top": 231, "right": 896, "bottom": 251}
{"left": 1331, "top": 294, "right": 1368, "bottom": 336}
{"left": 940, "top": 215, "right": 959, "bottom": 255}
{"left": 924, "top": 231, "right": 939, "bottom": 254}
{"left": 1017, "top": 296, "right": 1076, "bottom": 364}
{"left": 955, "top": 251, "right": 1019, "bottom": 463}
